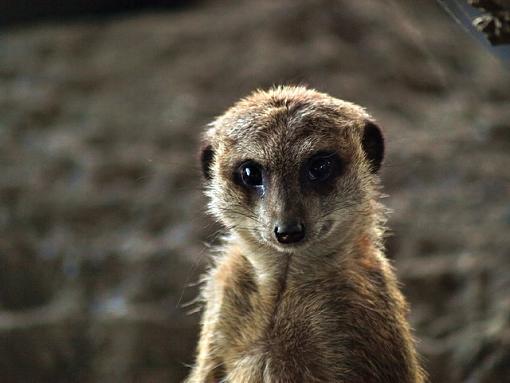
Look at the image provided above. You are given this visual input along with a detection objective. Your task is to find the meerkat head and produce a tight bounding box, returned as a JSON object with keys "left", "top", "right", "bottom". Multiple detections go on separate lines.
{"left": 200, "top": 86, "right": 384, "bottom": 256}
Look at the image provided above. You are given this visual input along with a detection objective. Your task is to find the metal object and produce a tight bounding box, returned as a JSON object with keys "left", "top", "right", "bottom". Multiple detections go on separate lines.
{"left": 437, "top": 0, "right": 510, "bottom": 61}
{"left": 470, "top": 0, "right": 510, "bottom": 44}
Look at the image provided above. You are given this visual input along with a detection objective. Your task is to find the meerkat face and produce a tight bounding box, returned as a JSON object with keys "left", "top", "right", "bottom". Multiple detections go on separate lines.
{"left": 200, "top": 87, "right": 383, "bottom": 255}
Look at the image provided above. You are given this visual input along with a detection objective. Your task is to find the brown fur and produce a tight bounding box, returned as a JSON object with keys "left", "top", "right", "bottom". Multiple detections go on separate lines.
{"left": 186, "top": 86, "right": 425, "bottom": 382}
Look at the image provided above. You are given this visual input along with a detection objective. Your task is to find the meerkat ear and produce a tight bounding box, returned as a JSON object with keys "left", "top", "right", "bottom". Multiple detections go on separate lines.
{"left": 361, "top": 121, "right": 384, "bottom": 173}
{"left": 200, "top": 143, "right": 215, "bottom": 180}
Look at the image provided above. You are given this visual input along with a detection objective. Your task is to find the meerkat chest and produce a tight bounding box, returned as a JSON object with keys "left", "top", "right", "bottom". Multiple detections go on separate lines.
{"left": 210, "top": 255, "right": 416, "bottom": 382}
{"left": 216, "top": 277, "right": 342, "bottom": 381}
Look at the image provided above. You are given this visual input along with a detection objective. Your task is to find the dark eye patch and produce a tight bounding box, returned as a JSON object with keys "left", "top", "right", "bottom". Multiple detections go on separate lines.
{"left": 302, "top": 151, "right": 344, "bottom": 193}
{"left": 308, "top": 152, "right": 337, "bottom": 182}
{"left": 233, "top": 160, "right": 265, "bottom": 196}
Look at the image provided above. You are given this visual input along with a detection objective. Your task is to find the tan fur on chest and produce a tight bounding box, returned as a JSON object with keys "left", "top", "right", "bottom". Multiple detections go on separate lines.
{"left": 203, "top": 245, "right": 418, "bottom": 383}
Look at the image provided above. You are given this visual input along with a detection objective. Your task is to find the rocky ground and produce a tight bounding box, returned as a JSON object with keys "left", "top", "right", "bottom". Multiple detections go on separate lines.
{"left": 1, "top": 0, "right": 510, "bottom": 381}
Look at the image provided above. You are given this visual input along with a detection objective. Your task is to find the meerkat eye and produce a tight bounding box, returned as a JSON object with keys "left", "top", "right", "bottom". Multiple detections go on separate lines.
{"left": 238, "top": 161, "right": 263, "bottom": 188}
{"left": 307, "top": 153, "right": 337, "bottom": 182}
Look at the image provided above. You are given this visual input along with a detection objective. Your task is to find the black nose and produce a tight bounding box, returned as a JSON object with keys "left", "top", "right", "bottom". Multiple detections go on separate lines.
{"left": 274, "top": 222, "right": 305, "bottom": 244}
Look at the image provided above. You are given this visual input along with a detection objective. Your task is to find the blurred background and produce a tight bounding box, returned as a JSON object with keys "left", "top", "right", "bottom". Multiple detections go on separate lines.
{"left": 1, "top": 0, "right": 510, "bottom": 382}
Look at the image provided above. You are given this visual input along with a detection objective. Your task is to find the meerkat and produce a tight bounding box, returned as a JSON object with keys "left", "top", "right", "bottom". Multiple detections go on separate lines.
{"left": 186, "top": 86, "right": 425, "bottom": 383}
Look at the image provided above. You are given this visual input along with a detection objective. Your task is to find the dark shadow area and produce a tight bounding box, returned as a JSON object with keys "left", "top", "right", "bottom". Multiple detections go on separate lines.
{"left": 0, "top": 0, "right": 197, "bottom": 28}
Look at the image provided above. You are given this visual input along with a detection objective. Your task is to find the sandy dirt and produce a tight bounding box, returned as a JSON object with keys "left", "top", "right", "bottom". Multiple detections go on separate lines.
{"left": 1, "top": 0, "right": 510, "bottom": 381}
